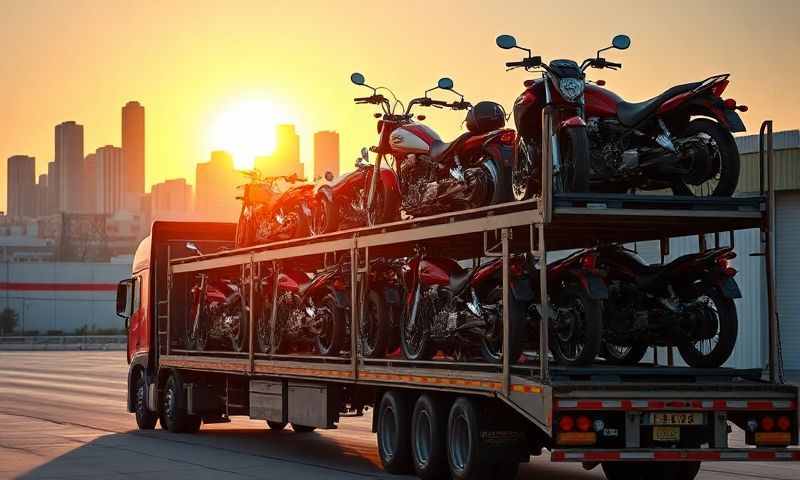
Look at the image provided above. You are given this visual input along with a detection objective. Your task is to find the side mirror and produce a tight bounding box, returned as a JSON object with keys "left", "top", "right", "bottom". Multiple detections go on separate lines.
{"left": 116, "top": 279, "right": 133, "bottom": 318}
{"left": 496, "top": 34, "right": 517, "bottom": 50}
{"left": 612, "top": 34, "right": 631, "bottom": 50}
{"left": 350, "top": 72, "right": 365, "bottom": 85}
{"left": 437, "top": 77, "right": 454, "bottom": 90}
{"left": 186, "top": 242, "right": 202, "bottom": 256}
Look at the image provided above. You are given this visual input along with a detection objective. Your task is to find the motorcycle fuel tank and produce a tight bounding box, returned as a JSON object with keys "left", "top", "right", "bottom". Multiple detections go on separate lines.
{"left": 419, "top": 258, "right": 462, "bottom": 286}
{"left": 390, "top": 123, "right": 441, "bottom": 154}
{"left": 584, "top": 84, "right": 624, "bottom": 118}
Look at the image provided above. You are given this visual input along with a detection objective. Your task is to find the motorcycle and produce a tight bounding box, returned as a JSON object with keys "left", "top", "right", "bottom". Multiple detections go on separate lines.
{"left": 255, "top": 259, "right": 350, "bottom": 356}
{"left": 310, "top": 150, "right": 401, "bottom": 235}
{"left": 235, "top": 171, "right": 313, "bottom": 248}
{"left": 496, "top": 34, "right": 745, "bottom": 198}
{"left": 360, "top": 257, "right": 406, "bottom": 358}
{"left": 571, "top": 245, "right": 741, "bottom": 368}
{"left": 399, "top": 250, "right": 534, "bottom": 363}
{"left": 185, "top": 242, "right": 248, "bottom": 352}
{"left": 346, "top": 73, "right": 516, "bottom": 224}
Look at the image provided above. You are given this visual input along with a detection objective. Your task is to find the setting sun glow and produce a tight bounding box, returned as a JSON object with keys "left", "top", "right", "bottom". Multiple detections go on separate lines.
{"left": 206, "top": 98, "right": 286, "bottom": 170}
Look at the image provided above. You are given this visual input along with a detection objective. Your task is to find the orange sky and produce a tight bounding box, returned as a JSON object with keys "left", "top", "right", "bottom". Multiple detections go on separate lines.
{"left": 2, "top": 0, "right": 799, "bottom": 211}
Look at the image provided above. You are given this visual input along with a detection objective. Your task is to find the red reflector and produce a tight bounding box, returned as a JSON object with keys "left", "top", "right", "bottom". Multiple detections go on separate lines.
{"left": 761, "top": 416, "right": 775, "bottom": 432}
{"left": 580, "top": 255, "right": 597, "bottom": 270}
{"left": 499, "top": 130, "right": 516, "bottom": 144}
{"left": 723, "top": 98, "right": 737, "bottom": 109}
{"left": 559, "top": 416, "right": 574, "bottom": 432}
{"left": 576, "top": 415, "right": 592, "bottom": 432}
{"left": 777, "top": 416, "right": 791, "bottom": 432}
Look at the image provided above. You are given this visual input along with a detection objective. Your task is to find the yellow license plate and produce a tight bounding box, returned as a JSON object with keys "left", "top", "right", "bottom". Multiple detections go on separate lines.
{"left": 653, "top": 426, "right": 680, "bottom": 442}
{"left": 651, "top": 412, "right": 703, "bottom": 426}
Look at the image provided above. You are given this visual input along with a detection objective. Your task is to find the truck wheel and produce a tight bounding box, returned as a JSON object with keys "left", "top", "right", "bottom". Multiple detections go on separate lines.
{"left": 291, "top": 423, "right": 316, "bottom": 433}
{"left": 377, "top": 391, "right": 413, "bottom": 474}
{"left": 161, "top": 374, "right": 202, "bottom": 434}
{"left": 134, "top": 371, "right": 157, "bottom": 430}
{"left": 447, "top": 397, "right": 486, "bottom": 480}
{"left": 412, "top": 394, "right": 449, "bottom": 480}
{"left": 266, "top": 420, "right": 287, "bottom": 431}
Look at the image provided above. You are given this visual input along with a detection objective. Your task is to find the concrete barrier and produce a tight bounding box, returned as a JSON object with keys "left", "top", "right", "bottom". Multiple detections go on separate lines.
{"left": 0, "top": 335, "right": 127, "bottom": 351}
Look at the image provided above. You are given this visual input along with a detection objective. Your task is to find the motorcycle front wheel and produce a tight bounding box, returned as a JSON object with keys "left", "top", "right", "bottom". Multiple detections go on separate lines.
{"left": 550, "top": 285, "right": 602, "bottom": 366}
{"left": 602, "top": 342, "right": 649, "bottom": 366}
{"left": 671, "top": 118, "right": 740, "bottom": 198}
{"left": 677, "top": 289, "right": 738, "bottom": 368}
{"left": 361, "top": 289, "right": 389, "bottom": 358}
{"left": 555, "top": 127, "right": 590, "bottom": 193}
{"left": 186, "top": 292, "right": 209, "bottom": 351}
{"left": 310, "top": 195, "right": 338, "bottom": 235}
{"left": 479, "top": 286, "right": 526, "bottom": 364}
{"left": 229, "top": 297, "right": 248, "bottom": 353}
{"left": 257, "top": 295, "right": 286, "bottom": 354}
{"left": 315, "top": 293, "right": 346, "bottom": 356}
{"left": 367, "top": 182, "right": 401, "bottom": 227}
{"left": 400, "top": 288, "right": 433, "bottom": 361}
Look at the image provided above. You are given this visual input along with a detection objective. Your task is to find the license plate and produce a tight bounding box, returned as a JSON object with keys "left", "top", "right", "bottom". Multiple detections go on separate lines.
{"left": 653, "top": 426, "right": 680, "bottom": 442}
{"left": 651, "top": 412, "right": 703, "bottom": 426}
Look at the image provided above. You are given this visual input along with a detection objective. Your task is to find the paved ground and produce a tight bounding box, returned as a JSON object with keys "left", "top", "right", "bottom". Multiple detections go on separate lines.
{"left": 0, "top": 352, "right": 798, "bottom": 479}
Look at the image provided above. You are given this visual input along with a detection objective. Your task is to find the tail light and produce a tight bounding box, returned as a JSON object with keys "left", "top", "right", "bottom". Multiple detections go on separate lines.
{"left": 760, "top": 416, "right": 775, "bottom": 432}
{"left": 723, "top": 98, "right": 737, "bottom": 110}
{"left": 558, "top": 416, "right": 575, "bottom": 432}
{"left": 711, "top": 79, "right": 729, "bottom": 97}
{"left": 576, "top": 415, "right": 592, "bottom": 432}
{"left": 333, "top": 278, "right": 347, "bottom": 291}
{"left": 580, "top": 254, "right": 597, "bottom": 270}
{"left": 499, "top": 130, "right": 516, "bottom": 145}
{"left": 777, "top": 416, "right": 792, "bottom": 432}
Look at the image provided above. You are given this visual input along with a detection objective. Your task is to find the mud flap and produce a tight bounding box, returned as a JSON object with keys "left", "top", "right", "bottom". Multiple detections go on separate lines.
{"left": 723, "top": 110, "right": 746, "bottom": 133}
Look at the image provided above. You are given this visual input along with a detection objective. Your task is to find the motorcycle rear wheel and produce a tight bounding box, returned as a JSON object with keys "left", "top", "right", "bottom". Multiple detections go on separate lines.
{"left": 677, "top": 289, "right": 738, "bottom": 368}
{"left": 512, "top": 137, "right": 538, "bottom": 201}
{"left": 479, "top": 287, "right": 526, "bottom": 364}
{"left": 550, "top": 285, "right": 602, "bottom": 366}
{"left": 671, "top": 118, "right": 740, "bottom": 197}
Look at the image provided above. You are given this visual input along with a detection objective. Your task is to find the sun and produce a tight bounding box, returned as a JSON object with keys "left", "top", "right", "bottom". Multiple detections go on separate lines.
{"left": 206, "top": 98, "right": 286, "bottom": 170}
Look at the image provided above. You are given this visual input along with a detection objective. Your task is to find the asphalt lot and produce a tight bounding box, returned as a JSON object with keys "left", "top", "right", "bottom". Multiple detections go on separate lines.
{"left": 0, "top": 351, "right": 798, "bottom": 479}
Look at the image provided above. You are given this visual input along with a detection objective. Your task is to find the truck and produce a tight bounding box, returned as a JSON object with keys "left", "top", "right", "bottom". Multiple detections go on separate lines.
{"left": 117, "top": 122, "right": 798, "bottom": 480}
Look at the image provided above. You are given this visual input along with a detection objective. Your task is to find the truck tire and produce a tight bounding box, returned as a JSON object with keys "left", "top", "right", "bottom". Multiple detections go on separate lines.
{"left": 291, "top": 423, "right": 316, "bottom": 433}
{"left": 447, "top": 397, "right": 487, "bottom": 480}
{"left": 602, "top": 461, "right": 701, "bottom": 480}
{"left": 411, "top": 394, "right": 449, "bottom": 480}
{"left": 160, "top": 374, "right": 202, "bottom": 434}
{"left": 266, "top": 420, "right": 287, "bottom": 431}
{"left": 377, "top": 391, "right": 413, "bottom": 474}
{"left": 134, "top": 371, "right": 157, "bottom": 430}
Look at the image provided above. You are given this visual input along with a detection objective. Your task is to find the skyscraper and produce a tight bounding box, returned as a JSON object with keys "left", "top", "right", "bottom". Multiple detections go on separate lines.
{"left": 7, "top": 155, "right": 36, "bottom": 218}
{"left": 255, "top": 124, "right": 304, "bottom": 178}
{"left": 122, "top": 101, "right": 145, "bottom": 197}
{"left": 195, "top": 151, "right": 240, "bottom": 221}
{"left": 35, "top": 174, "right": 48, "bottom": 218}
{"left": 313, "top": 131, "right": 340, "bottom": 180}
{"left": 55, "top": 121, "right": 84, "bottom": 212}
{"left": 95, "top": 145, "right": 123, "bottom": 215}
{"left": 83, "top": 153, "right": 97, "bottom": 213}
{"left": 47, "top": 161, "right": 59, "bottom": 214}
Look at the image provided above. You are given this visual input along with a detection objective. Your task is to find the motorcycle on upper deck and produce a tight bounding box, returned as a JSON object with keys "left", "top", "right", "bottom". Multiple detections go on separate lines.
{"left": 496, "top": 34, "right": 746, "bottom": 198}
{"left": 330, "top": 74, "right": 515, "bottom": 227}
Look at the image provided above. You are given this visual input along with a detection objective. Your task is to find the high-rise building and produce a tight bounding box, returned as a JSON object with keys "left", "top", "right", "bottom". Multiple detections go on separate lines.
{"left": 47, "top": 161, "right": 59, "bottom": 214}
{"left": 35, "top": 174, "right": 48, "bottom": 218}
{"left": 95, "top": 145, "right": 123, "bottom": 215}
{"left": 122, "top": 101, "right": 145, "bottom": 197}
{"left": 255, "top": 124, "right": 304, "bottom": 178}
{"left": 151, "top": 178, "right": 193, "bottom": 221}
{"left": 55, "top": 121, "right": 84, "bottom": 212}
{"left": 314, "top": 131, "right": 340, "bottom": 180}
{"left": 83, "top": 153, "right": 97, "bottom": 213}
{"left": 7, "top": 155, "right": 36, "bottom": 218}
{"left": 195, "top": 150, "right": 240, "bottom": 221}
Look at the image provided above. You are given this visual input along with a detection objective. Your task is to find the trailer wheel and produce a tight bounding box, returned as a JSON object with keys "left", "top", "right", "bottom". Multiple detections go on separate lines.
{"left": 266, "top": 420, "right": 287, "bottom": 431}
{"left": 447, "top": 397, "right": 486, "bottom": 480}
{"left": 160, "top": 374, "right": 202, "bottom": 434}
{"left": 134, "top": 371, "right": 157, "bottom": 430}
{"left": 291, "top": 423, "right": 316, "bottom": 433}
{"left": 411, "top": 394, "right": 449, "bottom": 480}
{"left": 602, "top": 461, "right": 701, "bottom": 480}
{"left": 377, "top": 391, "right": 413, "bottom": 474}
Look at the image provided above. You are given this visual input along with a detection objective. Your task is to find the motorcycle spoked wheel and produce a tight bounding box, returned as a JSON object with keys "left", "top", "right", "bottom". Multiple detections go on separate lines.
{"left": 228, "top": 297, "right": 248, "bottom": 353}
{"left": 554, "top": 128, "right": 590, "bottom": 194}
{"left": 677, "top": 289, "right": 738, "bottom": 368}
{"left": 550, "top": 286, "right": 602, "bottom": 366}
{"left": 512, "top": 137, "right": 539, "bottom": 201}
{"left": 186, "top": 291, "right": 210, "bottom": 351}
{"left": 367, "top": 182, "right": 400, "bottom": 227}
{"left": 310, "top": 196, "right": 338, "bottom": 236}
{"left": 602, "top": 342, "right": 649, "bottom": 366}
{"left": 314, "top": 294, "right": 346, "bottom": 356}
{"left": 361, "top": 289, "right": 389, "bottom": 358}
{"left": 672, "top": 119, "right": 740, "bottom": 198}
{"left": 479, "top": 287, "right": 526, "bottom": 364}
{"left": 257, "top": 295, "right": 287, "bottom": 354}
{"left": 400, "top": 287, "right": 434, "bottom": 361}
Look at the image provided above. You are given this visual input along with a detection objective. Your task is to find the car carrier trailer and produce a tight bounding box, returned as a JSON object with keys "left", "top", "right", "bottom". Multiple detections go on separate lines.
{"left": 117, "top": 121, "right": 798, "bottom": 480}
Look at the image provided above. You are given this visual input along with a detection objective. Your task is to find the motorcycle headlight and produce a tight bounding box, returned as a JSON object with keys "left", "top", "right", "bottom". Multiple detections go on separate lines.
{"left": 559, "top": 78, "right": 584, "bottom": 102}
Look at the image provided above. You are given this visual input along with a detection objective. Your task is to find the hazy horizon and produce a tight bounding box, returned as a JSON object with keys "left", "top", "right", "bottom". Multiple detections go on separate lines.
{"left": 2, "top": 0, "right": 798, "bottom": 211}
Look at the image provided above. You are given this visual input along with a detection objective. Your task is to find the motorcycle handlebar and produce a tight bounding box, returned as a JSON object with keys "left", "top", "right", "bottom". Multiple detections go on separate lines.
{"left": 353, "top": 94, "right": 386, "bottom": 104}
{"left": 506, "top": 61, "right": 526, "bottom": 68}
{"left": 606, "top": 61, "right": 622, "bottom": 69}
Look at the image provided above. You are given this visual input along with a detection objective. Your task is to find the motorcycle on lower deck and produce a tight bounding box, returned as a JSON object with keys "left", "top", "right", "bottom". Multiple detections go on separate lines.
{"left": 496, "top": 33, "right": 746, "bottom": 199}
{"left": 185, "top": 242, "right": 249, "bottom": 352}
{"left": 399, "top": 250, "right": 534, "bottom": 363}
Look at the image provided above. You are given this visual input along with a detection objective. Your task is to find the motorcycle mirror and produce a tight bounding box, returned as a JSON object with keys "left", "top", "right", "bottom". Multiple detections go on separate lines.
{"left": 186, "top": 242, "right": 201, "bottom": 256}
{"left": 437, "top": 77, "right": 454, "bottom": 90}
{"left": 612, "top": 34, "right": 631, "bottom": 50}
{"left": 496, "top": 34, "right": 517, "bottom": 50}
{"left": 350, "top": 72, "right": 365, "bottom": 85}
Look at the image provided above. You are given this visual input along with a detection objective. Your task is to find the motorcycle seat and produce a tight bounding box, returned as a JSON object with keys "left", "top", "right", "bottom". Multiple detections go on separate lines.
{"left": 429, "top": 132, "right": 473, "bottom": 163}
{"left": 448, "top": 266, "right": 473, "bottom": 294}
{"left": 616, "top": 81, "right": 702, "bottom": 127}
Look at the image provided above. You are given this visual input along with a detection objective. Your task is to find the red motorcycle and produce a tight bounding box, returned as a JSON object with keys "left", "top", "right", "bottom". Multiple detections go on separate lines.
{"left": 399, "top": 249, "right": 534, "bottom": 363}
{"left": 235, "top": 172, "right": 313, "bottom": 248}
{"left": 496, "top": 34, "right": 745, "bottom": 198}
{"left": 340, "top": 74, "right": 516, "bottom": 226}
